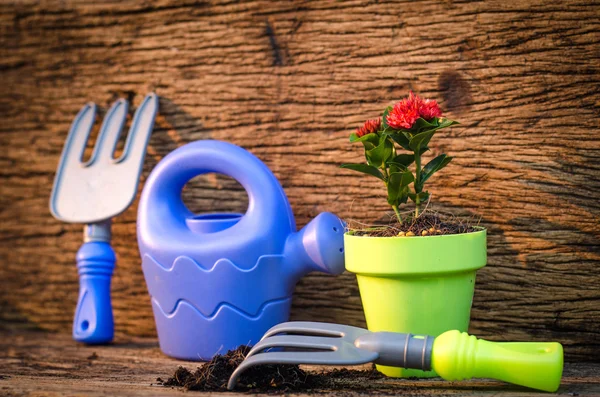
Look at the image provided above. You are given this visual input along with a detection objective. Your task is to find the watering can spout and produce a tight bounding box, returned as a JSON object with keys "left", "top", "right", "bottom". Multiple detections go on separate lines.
{"left": 285, "top": 212, "right": 346, "bottom": 276}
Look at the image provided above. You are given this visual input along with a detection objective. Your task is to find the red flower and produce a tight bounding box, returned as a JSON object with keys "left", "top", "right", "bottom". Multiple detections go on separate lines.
{"left": 387, "top": 92, "right": 443, "bottom": 129}
{"left": 418, "top": 98, "right": 442, "bottom": 120}
{"left": 356, "top": 118, "right": 381, "bottom": 137}
{"left": 386, "top": 92, "right": 420, "bottom": 129}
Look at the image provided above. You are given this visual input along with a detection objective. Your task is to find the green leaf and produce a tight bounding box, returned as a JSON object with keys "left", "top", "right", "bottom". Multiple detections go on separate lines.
{"left": 388, "top": 187, "right": 410, "bottom": 206}
{"left": 436, "top": 118, "right": 459, "bottom": 129}
{"left": 366, "top": 135, "right": 394, "bottom": 167}
{"left": 388, "top": 162, "right": 407, "bottom": 174}
{"left": 391, "top": 154, "right": 414, "bottom": 167}
{"left": 388, "top": 133, "right": 411, "bottom": 150}
{"left": 363, "top": 141, "right": 376, "bottom": 151}
{"left": 381, "top": 106, "right": 393, "bottom": 130}
{"left": 409, "top": 129, "right": 436, "bottom": 154}
{"left": 399, "top": 190, "right": 410, "bottom": 205}
{"left": 412, "top": 117, "right": 437, "bottom": 133}
{"left": 410, "top": 117, "right": 459, "bottom": 136}
{"left": 340, "top": 163, "right": 385, "bottom": 181}
{"left": 350, "top": 132, "right": 379, "bottom": 151}
{"left": 387, "top": 171, "right": 414, "bottom": 205}
{"left": 408, "top": 191, "right": 430, "bottom": 204}
{"left": 350, "top": 132, "right": 376, "bottom": 143}
{"left": 420, "top": 154, "right": 453, "bottom": 185}
{"left": 350, "top": 131, "right": 379, "bottom": 144}
{"left": 387, "top": 153, "right": 414, "bottom": 174}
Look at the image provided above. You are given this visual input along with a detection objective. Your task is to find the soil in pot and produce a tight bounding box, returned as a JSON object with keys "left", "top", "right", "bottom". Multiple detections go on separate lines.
{"left": 348, "top": 212, "right": 480, "bottom": 237}
{"left": 157, "top": 345, "right": 392, "bottom": 393}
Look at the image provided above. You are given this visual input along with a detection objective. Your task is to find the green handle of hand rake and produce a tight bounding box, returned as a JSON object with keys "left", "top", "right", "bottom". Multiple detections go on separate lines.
{"left": 431, "top": 330, "right": 563, "bottom": 392}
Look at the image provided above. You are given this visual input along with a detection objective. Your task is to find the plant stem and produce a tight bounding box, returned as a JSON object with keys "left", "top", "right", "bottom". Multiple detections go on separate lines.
{"left": 415, "top": 195, "right": 421, "bottom": 217}
{"left": 414, "top": 151, "right": 422, "bottom": 217}
{"left": 392, "top": 204, "right": 403, "bottom": 224}
{"left": 382, "top": 164, "right": 402, "bottom": 224}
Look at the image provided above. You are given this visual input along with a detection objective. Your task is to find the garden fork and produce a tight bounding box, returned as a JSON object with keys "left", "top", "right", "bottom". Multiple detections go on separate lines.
{"left": 50, "top": 93, "right": 158, "bottom": 344}
{"left": 227, "top": 321, "right": 563, "bottom": 392}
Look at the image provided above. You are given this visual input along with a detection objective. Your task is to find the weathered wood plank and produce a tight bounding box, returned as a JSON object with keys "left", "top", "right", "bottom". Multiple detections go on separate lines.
{"left": 1, "top": 330, "right": 600, "bottom": 397}
{"left": 1, "top": 0, "right": 599, "bottom": 361}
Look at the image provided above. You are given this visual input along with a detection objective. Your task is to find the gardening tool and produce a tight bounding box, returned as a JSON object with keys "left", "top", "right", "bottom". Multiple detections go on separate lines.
{"left": 50, "top": 93, "right": 159, "bottom": 344}
{"left": 227, "top": 321, "right": 564, "bottom": 392}
{"left": 138, "top": 140, "right": 346, "bottom": 360}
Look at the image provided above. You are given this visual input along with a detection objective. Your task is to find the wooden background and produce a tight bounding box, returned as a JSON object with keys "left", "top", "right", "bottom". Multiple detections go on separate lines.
{"left": 1, "top": 1, "right": 599, "bottom": 361}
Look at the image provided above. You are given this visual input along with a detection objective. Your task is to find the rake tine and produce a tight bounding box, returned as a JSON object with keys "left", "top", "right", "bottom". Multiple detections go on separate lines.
{"left": 261, "top": 321, "right": 346, "bottom": 340}
{"left": 120, "top": 93, "right": 159, "bottom": 163}
{"left": 60, "top": 102, "right": 97, "bottom": 169}
{"left": 261, "top": 321, "right": 372, "bottom": 342}
{"left": 245, "top": 335, "right": 337, "bottom": 359}
{"left": 228, "top": 352, "right": 327, "bottom": 390}
{"left": 91, "top": 98, "right": 128, "bottom": 163}
{"left": 228, "top": 348, "right": 377, "bottom": 390}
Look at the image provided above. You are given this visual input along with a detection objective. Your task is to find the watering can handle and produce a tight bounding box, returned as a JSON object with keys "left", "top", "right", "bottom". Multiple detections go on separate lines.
{"left": 140, "top": 140, "right": 295, "bottom": 231}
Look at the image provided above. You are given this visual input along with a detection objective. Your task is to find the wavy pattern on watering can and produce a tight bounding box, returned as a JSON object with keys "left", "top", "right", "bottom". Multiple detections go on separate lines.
{"left": 151, "top": 295, "right": 293, "bottom": 360}
{"left": 141, "top": 253, "right": 297, "bottom": 317}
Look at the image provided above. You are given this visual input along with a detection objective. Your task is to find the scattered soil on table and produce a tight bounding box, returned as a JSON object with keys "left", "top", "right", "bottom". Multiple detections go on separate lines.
{"left": 347, "top": 211, "right": 480, "bottom": 237}
{"left": 158, "top": 345, "right": 387, "bottom": 393}
{"left": 87, "top": 352, "right": 98, "bottom": 360}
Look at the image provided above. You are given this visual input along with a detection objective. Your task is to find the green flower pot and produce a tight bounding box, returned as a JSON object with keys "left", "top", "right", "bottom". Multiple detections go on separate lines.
{"left": 344, "top": 228, "right": 487, "bottom": 378}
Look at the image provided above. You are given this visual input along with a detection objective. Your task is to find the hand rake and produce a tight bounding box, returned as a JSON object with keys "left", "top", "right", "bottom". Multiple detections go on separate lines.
{"left": 49, "top": 93, "right": 158, "bottom": 344}
{"left": 227, "top": 321, "right": 563, "bottom": 392}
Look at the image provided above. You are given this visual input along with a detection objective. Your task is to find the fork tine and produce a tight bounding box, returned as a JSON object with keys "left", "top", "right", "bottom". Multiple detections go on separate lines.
{"left": 261, "top": 321, "right": 345, "bottom": 340}
{"left": 90, "top": 98, "right": 128, "bottom": 162}
{"left": 228, "top": 348, "right": 378, "bottom": 390}
{"left": 227, "top": 352, "right": 336, "bottom": 390}
{"left": 119, "top": 93, "right": 159, "bottom": 163}
{"left": 227, "top": 352, "right": 350, "bottom": 390}
{"left": 245, "top": 335, "right": 337, "bottom": 359}
{"left": 261, "top": 321, "right": 369, "bottom": 341}
{"left": 61, "top": 103, "right": 97, "bottom": 168}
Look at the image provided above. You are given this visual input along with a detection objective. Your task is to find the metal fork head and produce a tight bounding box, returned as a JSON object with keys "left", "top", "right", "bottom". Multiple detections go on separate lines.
{"left": 49, "top": 93, "right": 158, "bottom": 224}
{"left": 226, "top": 321, "right": 378, "bottom": 390}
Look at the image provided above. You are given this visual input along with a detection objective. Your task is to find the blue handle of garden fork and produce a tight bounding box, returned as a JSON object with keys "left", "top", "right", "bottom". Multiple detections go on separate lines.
{"left": 73, "top": 236, "right": 115, "bottom": 344}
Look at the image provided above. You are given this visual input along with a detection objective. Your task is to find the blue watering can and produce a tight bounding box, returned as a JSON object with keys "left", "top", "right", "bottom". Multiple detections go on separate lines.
{"left": 138, "top": 140, "right": 346, "bottom": 360}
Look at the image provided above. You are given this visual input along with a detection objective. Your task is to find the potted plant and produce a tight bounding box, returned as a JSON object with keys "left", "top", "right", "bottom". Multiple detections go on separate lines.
{"left": 341, "top": 92, "right": 487, "bottom": 378}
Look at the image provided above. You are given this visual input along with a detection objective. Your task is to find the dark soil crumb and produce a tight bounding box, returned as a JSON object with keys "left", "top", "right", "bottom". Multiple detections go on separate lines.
{"left": 348, "top": 212, "right": 480, "bottom": 237}
{"left": 87, "top": 352, "right": 98, "bottom": 360}
{"left": 158, "top": 345, "right": 387, "bottom": 393}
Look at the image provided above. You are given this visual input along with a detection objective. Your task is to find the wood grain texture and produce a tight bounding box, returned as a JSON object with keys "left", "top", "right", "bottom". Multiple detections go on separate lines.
{"left": 1, "top": 0, "right": 599, "bottom": 361}
{"left": 2, "top": 330, "right": 600, "bottom": 396}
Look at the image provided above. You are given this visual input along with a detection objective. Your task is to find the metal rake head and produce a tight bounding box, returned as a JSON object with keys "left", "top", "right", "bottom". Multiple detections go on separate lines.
{"left": 49, "top": 93, "right": 158, "bottom": 224}
{"left": 227, "top": 321, "right": 378, "bottom": 390}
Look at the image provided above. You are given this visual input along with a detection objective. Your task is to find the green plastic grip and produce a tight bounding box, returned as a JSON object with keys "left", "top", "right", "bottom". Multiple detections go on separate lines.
{"left": 431, "top": 330, "right": 563, "bottom": 392}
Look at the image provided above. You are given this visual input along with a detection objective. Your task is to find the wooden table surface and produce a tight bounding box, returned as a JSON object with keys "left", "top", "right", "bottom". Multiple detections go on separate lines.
{"left": 1, "top": 330, "right": 599, "bottom": 397}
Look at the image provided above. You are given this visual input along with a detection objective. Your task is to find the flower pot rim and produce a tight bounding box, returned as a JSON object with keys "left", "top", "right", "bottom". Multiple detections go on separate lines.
{"left": 344, "top": 227, "right": 487, "bottom": 276}
{"left": 344, "top": 226, "right": 486, "bottom": 239}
